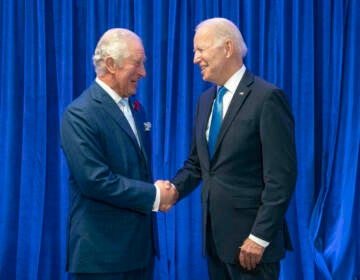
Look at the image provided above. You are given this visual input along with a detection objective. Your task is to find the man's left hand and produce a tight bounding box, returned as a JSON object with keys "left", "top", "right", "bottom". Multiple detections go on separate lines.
{"left": 238, "top": 238, "right": 265, "bottom": 270}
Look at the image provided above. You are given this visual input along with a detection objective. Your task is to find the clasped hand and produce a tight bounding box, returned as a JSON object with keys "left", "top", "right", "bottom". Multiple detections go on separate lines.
{"left": 154, "top": 180, "right": 179, "bottom": 212}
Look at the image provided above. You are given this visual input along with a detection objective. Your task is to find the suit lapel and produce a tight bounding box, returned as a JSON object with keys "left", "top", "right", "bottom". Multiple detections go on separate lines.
{"left": 198, "top": 87, "right": 217, "bottom": 166}
{"left": 213, "top": 71, "right": 254, "bottom": 157}
{"left": 130, "top": 103, "right": 150, "bottom": 165}
{"left": 89, "top": 83, "right": 142, "bottom": 152}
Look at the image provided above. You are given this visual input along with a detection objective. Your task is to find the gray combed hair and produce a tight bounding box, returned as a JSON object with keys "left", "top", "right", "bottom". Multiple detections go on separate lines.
{"left": 196, "top": 18, "right": 248, "bottom": 57}
{"left": 92, "top": 28, "right": 142, "bottom": 75}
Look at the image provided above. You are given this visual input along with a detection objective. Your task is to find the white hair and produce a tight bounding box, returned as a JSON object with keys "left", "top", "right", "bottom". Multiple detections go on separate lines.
{"left": 196, "top": 18, "right": 248, "bottom": 57}
{"left": 92, "top": 28, "right": 142, "bottom": 75}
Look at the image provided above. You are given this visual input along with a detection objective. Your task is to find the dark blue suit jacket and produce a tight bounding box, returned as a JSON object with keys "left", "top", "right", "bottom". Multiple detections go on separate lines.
{"left": 60, "top": 82, "right": 157, "bottom": 273}
{"left": 172, "top": 70, "right": 297, "bottom": 264}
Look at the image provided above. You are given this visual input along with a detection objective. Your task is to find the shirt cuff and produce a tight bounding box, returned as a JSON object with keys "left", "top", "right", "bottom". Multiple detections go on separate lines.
{"left": 249, "top": 234, "right": 270, "bottom": 248}
{"left": 152, "top": 185, "right": 160, "bottom": 211}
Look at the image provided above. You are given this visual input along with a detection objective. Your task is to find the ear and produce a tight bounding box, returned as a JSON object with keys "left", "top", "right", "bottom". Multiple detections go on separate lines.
{"left": 104, "top": 57, "right": 117, "bottom": 74}
{"left": 224, "top": 39, "right": 234, "bottom": 58}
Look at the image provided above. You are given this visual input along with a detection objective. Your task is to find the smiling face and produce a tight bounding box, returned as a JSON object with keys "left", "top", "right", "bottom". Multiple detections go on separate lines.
{"left": 111, "top": 39, "right": 147, "bottom": 98}
{"left": 193, "top": 28, "right": 229, "bottom": 85}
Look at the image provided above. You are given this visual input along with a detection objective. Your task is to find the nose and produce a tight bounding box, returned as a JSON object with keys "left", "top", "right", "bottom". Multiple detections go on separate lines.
{"left": 193, "top": 50, "right": 201, "bottom": 64}
{"left": 139, "top": 63, "right": 146, "bottom": 77}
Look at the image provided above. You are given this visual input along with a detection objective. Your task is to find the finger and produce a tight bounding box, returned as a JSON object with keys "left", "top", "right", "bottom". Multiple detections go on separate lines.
{"left": 155, "top": 180, "right": 166, "bottom": 189}
{"left": 170, "top": 189, "right": 178, "bottom": 201}
{"left": 255, "top": 252, "right": 262, "bottom": 265}
{"left": 243, "top": 249, "right": 255, "bottom": 270}
{"left": 239, "top": 248, "right": 246, "bottom": 268}
{"left": 243, "top": 253, "right": 251, "bottom": 270}
{"left": 163, "top": 205, "right": 172, "bottom": 212}
{"left": 164, "top": 181, "right": 172, "bottom": 189}
{"left": 249, "top": 253, "right": 257, "bottom": 269}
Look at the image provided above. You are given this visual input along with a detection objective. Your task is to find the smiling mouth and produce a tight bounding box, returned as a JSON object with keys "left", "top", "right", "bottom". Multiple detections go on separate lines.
{"left": 200, "top": 66, "right": 208, "bottom": 75}
{"left": 200, "top": 63, "right": 209, "bottom": 70}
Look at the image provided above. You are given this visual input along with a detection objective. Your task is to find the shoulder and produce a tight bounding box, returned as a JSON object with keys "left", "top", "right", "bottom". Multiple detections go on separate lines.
{"left": 249, "top": 77, "right": 294, "bottom": 121}
{"left": 62, "top": 83, "right": 102, "bottom": 126}
{"left": 252, "top": 75, "right": 280, "bottom": 93}
{"left": 248, "top": 74, "right": 288, "bottom": 104}
{"left": 198, "top": 86, "right": 216, "bottom": 102}
{"left": 65, "top": 83, "right": 102, "bottom": 113}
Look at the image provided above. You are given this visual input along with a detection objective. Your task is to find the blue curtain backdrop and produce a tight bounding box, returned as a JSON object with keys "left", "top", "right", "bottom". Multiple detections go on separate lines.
{"left": 1, "top": 0, "right": 359, "bottom": 279}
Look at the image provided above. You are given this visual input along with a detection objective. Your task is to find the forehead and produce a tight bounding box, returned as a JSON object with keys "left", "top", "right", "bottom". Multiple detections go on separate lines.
{"left": 194, "top": 28, "right": 215, "bottom": 47}
{"left": 127, "top": 39, "right": 145, "bottom": 57}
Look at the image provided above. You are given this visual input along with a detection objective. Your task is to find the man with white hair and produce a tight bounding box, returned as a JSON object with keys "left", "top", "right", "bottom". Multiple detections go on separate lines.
{"left": 172, "top": 18, "right": 297, "bottom": 279}
{"left": 61, "top": 28, "right": 178, "bottom": 280}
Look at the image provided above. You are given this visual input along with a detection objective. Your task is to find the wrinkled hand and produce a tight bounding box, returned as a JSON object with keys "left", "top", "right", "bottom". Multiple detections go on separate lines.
{"left": 154, "top": 180, "right": 179, "bottom": 212}
{"left": 238, "top": 238, "right": 265, "bottom": 270}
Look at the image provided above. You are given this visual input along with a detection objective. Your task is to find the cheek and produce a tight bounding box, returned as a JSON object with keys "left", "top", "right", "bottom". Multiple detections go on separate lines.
{"left": 211, "top": 58, "right": 224, "bottom": 73}
{"left": 126, "top": 68, "right": 137, "bottom": 79}
{"left": 115, "top": 71, "right": 125, "bottom": 82}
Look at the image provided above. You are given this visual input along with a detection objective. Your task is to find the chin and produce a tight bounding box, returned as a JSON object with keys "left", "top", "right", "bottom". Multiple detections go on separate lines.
{"left": 201, "top": 74, "right": 209, "bottom": 81}
{"left": 201, "top": 71, "right": 213, "bottom": 82}
{"left": 130, "top": 85, "right": 138, "bottom": 92}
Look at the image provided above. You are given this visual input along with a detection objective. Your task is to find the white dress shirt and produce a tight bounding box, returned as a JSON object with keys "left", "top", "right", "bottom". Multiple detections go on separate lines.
{"left": 206, "top": 65, "right": 246, "bottom": 140}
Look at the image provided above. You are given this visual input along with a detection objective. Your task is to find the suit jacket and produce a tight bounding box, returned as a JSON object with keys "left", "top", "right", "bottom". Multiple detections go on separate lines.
{"left": 172, "top": 70, "right": 297, "bottom": 264}
{"left": 60, "top": 82, "right": 157, "bottom": 273}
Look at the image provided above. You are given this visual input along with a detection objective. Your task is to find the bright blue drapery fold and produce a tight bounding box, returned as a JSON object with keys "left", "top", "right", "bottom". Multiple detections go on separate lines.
{"left": 0, "top": 1, "right": 359, "bottom": 279}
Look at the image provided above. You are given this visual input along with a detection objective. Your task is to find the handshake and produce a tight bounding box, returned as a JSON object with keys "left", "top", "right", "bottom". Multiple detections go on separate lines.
{"left": 154, "top": 180, "right": 179, "bottom": 212}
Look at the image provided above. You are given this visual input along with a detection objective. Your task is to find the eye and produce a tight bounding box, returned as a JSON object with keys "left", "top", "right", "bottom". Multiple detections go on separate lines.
{"left": 133, "top": 59, "right": 144, "bottom": 66}
{"left": 135, "top": 57, "right": 147, "bottom": 66}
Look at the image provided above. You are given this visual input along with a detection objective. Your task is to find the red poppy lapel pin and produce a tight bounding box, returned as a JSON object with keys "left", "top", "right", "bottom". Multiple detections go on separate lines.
{"left": 133, "top": 100, "right": 140, "bottom": 111}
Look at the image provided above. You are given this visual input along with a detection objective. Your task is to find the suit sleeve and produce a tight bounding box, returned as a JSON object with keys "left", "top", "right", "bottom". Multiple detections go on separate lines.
{"left": 251, "top": 89, "right": 297, "bottom": 242}
{"left": 60, "top": 105, "right": 156, "bottom": 214}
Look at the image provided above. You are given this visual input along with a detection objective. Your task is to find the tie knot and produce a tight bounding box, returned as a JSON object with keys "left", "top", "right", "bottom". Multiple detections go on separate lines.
{"left": 119, "top": 98, "right": 128, "bottom": 107}
{"left": 217, "top": 86, "right": 227, "bottom": 100}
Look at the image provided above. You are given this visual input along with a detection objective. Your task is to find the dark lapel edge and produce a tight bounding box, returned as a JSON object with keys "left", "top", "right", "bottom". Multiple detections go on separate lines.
{"left": 129, "top": 101, "right": 150, "bottom": 165}
{"left": 89, "top": 82, "right": 142, "bottom": 152}
{"left": 214, "top": 71, "right": 255, "bottom": 153}
{"left": 198, "top": 86, "right": 217, "bottom": 165}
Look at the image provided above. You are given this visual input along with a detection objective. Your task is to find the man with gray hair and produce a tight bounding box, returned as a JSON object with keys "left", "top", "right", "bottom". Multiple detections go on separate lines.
{"left": 61, "top": 28, "right": 178, "bottom": 280}
{"left": 171, "top": 17, "right": 297, "bottom": 279}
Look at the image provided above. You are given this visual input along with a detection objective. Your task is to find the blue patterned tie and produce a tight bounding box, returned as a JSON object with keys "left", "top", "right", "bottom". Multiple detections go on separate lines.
{"left": 208, "top": 86, "right": 227, "bottom": 157}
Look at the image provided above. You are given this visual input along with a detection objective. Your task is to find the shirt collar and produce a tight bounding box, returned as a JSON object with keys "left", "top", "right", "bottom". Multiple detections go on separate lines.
{"left": 95, "top": 77, "right": 128, "bottom": 104}
{"left": 219, "top": 64, "right": 246, "bottom": 93}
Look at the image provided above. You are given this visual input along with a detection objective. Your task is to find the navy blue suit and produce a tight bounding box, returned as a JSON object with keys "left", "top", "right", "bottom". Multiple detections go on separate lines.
{"left": 60, "top": 82, "right": 157, "bottom": 273}
{"left": 172, "top": 70, "right": 297, "bottom": 264}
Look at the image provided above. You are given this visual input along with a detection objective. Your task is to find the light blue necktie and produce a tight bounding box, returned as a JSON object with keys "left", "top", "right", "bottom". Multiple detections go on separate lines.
{"left": 119, "top": 98, "right": 140, "bottom": 146}
{"left": 208, "top": 86, "right": 227, "bottom": 157}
